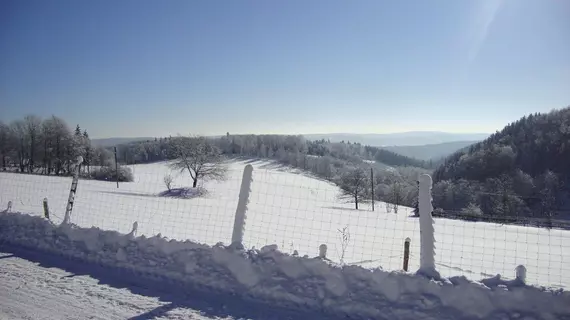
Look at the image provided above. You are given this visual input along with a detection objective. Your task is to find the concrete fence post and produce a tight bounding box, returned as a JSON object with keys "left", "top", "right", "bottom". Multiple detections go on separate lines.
{"left": 319, "top": 244, "right": 328, "bottom": 259}
{"left": 231, "top": 164, "right": 253, "bottom": 245}
{"left": 417, "top": 174, "right": 440, "bottom": 279}
{"left": 515, "top": 265, "right": 527, "bottom": 284}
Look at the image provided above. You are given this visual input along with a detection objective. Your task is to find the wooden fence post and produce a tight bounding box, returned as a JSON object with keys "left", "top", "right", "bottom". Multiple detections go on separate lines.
{"left": 62, "top": 156, "right": 83, "bottom": 225}
{"left": 403, "top": 237, "right": 411, "bottom": 271}
{"left": 43, "top": 197, "right": 50, "bottom": 220}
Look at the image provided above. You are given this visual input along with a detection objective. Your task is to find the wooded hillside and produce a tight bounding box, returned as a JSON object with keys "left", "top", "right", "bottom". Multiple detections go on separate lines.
{"left": 433, "top": 106, "right": 570, "bottom": 220}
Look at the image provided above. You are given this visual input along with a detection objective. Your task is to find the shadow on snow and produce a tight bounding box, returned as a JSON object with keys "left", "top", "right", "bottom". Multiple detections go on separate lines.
{"left": 97, "top": 188, "right": 207, "bottom": 200}
{"left": 0, "top": 245, "right": 341, "bottom": 320}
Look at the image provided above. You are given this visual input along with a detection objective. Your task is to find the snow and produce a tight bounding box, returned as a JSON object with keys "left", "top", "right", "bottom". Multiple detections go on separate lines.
{"left": 0, "top": 248, "right": 335, "bottom": 320}
{"left": 1, "top": 159, "right": 570, "bottom": 289}
{"left": 0, "top": 251, "right": 168, "bottom": 320}
{"left": 0, "top": 212, "right": 569, "bottom": 319}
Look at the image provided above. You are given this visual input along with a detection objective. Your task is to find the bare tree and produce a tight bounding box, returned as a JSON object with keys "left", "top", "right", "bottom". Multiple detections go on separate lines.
{"left": 170, "top": 136, "right": 227, "bottom": 188}
{"left": 24, "top": 115, "right": 42, "bottom": 173}
{"left": 389, "top": 181, "right": 404, "bottom": 213}
{"left": 93, "top": 146, "right": 113, "bottom": 166}
{"left": 536, "top": 170, "right": 560, "bottom": 223}
{"left": 82, "top": 130, "right": 92, "bottom": 173}
{"left": 10, "top": 120, "right": 26, "bottom": 172}
{"left": 338, "top": 168, "right": 369, "bottom": 209}
{"left": 42, "top": 116, "right": 71, "bottom": 175}
{"left": 41, "top": 120, "right": 53, "bottom": 174}
{"left": 163, "top": 173, "right": 174, "bottom": 191}
{"left": 0, "top": 121, "right": 11, "bottom": 171}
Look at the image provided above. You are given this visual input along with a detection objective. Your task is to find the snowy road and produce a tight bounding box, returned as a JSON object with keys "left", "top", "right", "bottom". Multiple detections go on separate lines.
{"left": 0, "top": 247, "right": 330, "bottom": 320}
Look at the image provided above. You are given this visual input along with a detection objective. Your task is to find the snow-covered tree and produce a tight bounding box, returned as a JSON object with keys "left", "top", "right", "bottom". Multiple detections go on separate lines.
{"left": 42, "top": 116, "right": 71, "bottom": 175}
{"left": 338, "top": 168, "right": 369, "bottom": 209}
{"left": 83, "top": 130, "right": 93, "bottom": 173}
{"left": 170, "top": 136, "right": 227, "bottom": 188}
{"left": 24, "top": 115, "right": 42, "bottom": 173}
{"left": 0, "top": 121, "right": 11, "bottom": 170}
{"left": 389, "top": 181, "right": 404, "bottom": 213}
{"left": 10, "top": 120, "right": 26, "bottom": 172}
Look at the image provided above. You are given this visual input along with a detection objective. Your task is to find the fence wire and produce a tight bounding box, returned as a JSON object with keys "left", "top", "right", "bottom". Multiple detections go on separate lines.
{"left": 0, "top": 159, "right": 568, "bottom": 289}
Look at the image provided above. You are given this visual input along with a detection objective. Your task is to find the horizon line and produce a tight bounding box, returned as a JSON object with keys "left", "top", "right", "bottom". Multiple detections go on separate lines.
{"left": 91, "top": 130, "right": 493, "bottom": 140}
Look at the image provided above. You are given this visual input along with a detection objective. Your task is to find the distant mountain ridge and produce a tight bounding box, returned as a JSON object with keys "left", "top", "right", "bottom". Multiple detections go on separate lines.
{"left": 303, "top": 132, "right": 489, "bottom": 147}
{"left": 382, "top": 140, "right": 480, "bottom": 161}
{"left": 91, "top": 137, "right": 154, "bottom": 147}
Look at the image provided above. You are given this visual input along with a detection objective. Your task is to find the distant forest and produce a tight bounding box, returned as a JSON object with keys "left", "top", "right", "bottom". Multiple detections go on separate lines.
{"left": 112, "top": 133, "right": 430, "bottom": 209}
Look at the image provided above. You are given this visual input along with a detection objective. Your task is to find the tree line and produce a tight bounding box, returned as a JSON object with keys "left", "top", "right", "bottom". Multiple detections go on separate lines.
{"left": 0, "top": 115, "right": 430, "bottom": 210}
{"left": 113, "top": 133, "right": 429, "bottom": 209}
{"left": 0, "top": 115, "right": 123, "bottom": 179}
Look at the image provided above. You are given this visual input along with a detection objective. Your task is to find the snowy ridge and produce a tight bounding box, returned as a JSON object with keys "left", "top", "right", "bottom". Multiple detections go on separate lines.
{"left": 1, "top": 212, "right": 569, "bottom": 320}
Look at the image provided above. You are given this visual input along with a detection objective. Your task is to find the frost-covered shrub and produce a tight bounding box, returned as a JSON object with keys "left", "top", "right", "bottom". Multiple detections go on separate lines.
{"left": 432, "top": 207, "right": 445, "bottom": 216}
{"left": 460, "top": 203, "right": 483, "bottom": 217}
{"left": 91, "top": 165, "right": 134, "bottom": 182}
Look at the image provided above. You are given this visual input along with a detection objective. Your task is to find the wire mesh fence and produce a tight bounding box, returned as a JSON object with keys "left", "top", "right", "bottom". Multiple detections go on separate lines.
{"left": 0, "top": 159, "right": 569, "bottom": 289}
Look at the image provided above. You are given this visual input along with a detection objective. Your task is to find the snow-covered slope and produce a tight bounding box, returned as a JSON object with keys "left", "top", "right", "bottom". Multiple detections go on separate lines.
{"left": 1, "top": 159, "right": 569, "bottom": 288}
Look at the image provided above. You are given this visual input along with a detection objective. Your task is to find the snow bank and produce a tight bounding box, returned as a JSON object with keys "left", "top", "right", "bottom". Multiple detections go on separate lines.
{"left": 1, "top": 212, "right": 568, "bottom": 320}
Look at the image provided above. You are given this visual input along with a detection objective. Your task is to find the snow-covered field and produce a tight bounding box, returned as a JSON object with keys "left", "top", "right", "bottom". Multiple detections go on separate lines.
{"left": 1, "top": 159, "right": 569, "bottom": 288}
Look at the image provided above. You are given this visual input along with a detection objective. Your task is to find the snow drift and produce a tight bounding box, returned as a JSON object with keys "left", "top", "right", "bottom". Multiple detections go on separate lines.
{"left": 0, "top": 212, "right": 568, "bottom": 320}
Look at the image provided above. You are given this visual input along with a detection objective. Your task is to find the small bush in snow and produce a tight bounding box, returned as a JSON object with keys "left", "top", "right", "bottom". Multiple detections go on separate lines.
{"left": 163, "top": 173, "right": 174, "bottom": 191}
{"left": 91, "top": 165, "right": 134, "bottom": 182}
{"left": 158, "top": 187, "right": 208, "bottom": 199}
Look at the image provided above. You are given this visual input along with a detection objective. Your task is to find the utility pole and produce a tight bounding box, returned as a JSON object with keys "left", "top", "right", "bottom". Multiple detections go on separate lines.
{"left": 114, "top": 147, "right": 119, "bottom": 188}
{"left": 371, "top": 168, "right": 375, "bottom": 211}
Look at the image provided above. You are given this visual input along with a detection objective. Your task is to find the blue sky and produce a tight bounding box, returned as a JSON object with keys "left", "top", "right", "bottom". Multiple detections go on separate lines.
{"left": 1, "top": 0, "right": 569, "bottom": 138}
